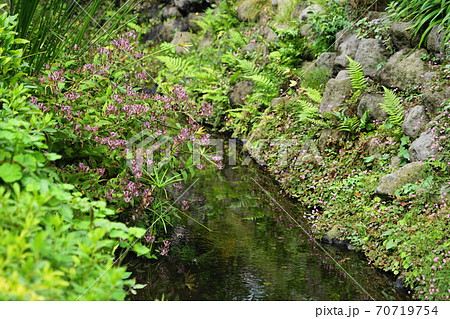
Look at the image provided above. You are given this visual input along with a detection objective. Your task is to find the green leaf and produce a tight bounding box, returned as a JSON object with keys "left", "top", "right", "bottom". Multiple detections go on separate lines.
{"left": 133, "top": 243, "right": 150, "bottom": 256}
{"left": 0, "top": 163, "right": 23, "bottom": 182}
{"left": 46, "top": 152, "right": 62, "bottom": 161}
{"left": 385, "top": 239, "right": 397, "bottom": 250}
{"left": 128, "top": 227, "right": 146, "bottom": 238}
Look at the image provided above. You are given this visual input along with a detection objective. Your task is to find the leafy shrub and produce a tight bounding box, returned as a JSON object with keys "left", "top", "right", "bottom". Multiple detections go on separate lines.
{"left": 30, "top": 31, "right": 216, "bottom": 254}
{"left": 308, "top": 1, "right": 351, "bottom": 56}
{"left": 0, "top": 5, "right": 28, "bottom": 84}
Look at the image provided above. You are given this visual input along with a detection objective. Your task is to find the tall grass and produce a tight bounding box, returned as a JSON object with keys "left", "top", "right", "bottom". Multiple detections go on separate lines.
{"left": 7, "top": 0, "right": 139, "bottom": 73}
{"left": 389, "top": 0, "right": 450, "bottom": 48}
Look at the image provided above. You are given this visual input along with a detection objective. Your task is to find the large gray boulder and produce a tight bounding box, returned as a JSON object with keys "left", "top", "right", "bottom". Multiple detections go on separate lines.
{"left": 354, "top": 38, "right": 390, "bottom": 77}
{"left": 357, "top": 93, "right": 387, "bottom": 123}
{"left": 319, "top": 70, "right": 352, "bottom": 113}
{"left": 401, "top": 105, "right": 429, "bottom": 139}
{"left": 409, "top": 129, "right": 439, "bottom": 162}
{"left": 229, "top": 80, "right": 254, "bottom": 107}
{"left": 375, "top": 48, "right": 429, "bottom": 91}
{"left": 315, "top": 52, "right": 336, "bottom": 69}
{"left": 376, "top": 162, "right": 426, "bottom": 196}
{"left": 389, "top": 21, "right": 420, "bottom": 50}
{"left": 334, "top": 34, "right": 361, "bottom": 70}
{"left": 422, "top": 87, "right": 450, "bottom": 115}
{"left": 426, "top": 24, "right": 446, "bottom": 55}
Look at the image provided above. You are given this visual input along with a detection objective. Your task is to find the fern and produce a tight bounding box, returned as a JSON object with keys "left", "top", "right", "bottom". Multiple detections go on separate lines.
{"left": 157, "top": 56, "right": 192, "bottom": 75}
{"left": 379, "top": 86, "right": 405, "bottom": 126}
{"left": 247, "top": 74, "right": 273, "bottom": 88}
{"left": 346, "top": 56, "right": 367, "bottom": 91}
{"left": 293, "top": 100, "right": 328, "bottom": 127}
{"left": 304, "top": 87, "right": 322, "bottom": 104}
{"left": 238, "top": 59, "right": 259, "bottom": 75}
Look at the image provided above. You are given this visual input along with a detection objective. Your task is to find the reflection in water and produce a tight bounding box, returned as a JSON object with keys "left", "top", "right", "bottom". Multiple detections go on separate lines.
{"left": 128, "top": 159, "right": 405, "bottom": 301}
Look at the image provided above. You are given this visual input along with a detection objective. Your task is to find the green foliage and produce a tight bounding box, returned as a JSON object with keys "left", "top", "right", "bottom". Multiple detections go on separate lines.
{"left": 346, "top": 56, "right": 367, "bottom": 92}
{"left": 308, "top": 1, "right": 351, "bottom": 56}
{"left": 194, "top": 0, "right": 239, "bottom": 33}
{"left": 388, "top": 0, "right": 450, "bottom": 48}
{"left": 333, "top": 109, "right": 373, "bottom": 134}
{"left": 0, "top": 6, "right": 28, "bottom": 84}
{"left": 354, "top": 17, "right": 392, "bottom": 52}
{"left": 0, "top": 81, "right": 133, "bottom": 300}
{"left": 379, "top": 86, "right": 405, "bottom": 126}
{"left": 7, "top": 0, "right": 137, "bottom": 73}
{"left": 156, "top": 55, "right": 192, "bottom": 75}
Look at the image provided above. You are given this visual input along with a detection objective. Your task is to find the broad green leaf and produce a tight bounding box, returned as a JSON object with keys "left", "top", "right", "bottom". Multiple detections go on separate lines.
{"left": 0, "top": 163, "right": 23, "bottom": 182}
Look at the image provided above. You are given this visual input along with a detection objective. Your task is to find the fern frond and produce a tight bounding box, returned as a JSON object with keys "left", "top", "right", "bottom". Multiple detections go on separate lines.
{"left": 239, "top": 59, "right": 259, "bottom": 75}
{"left": 346, "top": 56, "right": 367, "bottom": 91}
{"left": 247, "top": 74, "right": 273, "bottom": 88}
{"left": 360, "top": 109, "right": 370, "bottom": 127}
{"left": 339, "top": 117, "right": 360, "bottom": 132}
{"left": 304, "top": 87, "right": 323, "bottom": 104}
{"left": 157, "top": 56, "right": 192, "bottom": 74}
{"left": 380, "top": 86, "right": 405, "bottom": 126}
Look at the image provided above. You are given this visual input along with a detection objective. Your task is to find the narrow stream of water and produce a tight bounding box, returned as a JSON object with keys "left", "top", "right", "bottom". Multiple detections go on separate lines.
{"left": 128, "top": 154, "right": 405, "bottom": 301}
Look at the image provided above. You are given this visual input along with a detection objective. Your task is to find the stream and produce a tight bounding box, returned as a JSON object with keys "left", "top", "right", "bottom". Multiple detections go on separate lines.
{"left": 128, "top": 149, "right": 406, "bottom": 301}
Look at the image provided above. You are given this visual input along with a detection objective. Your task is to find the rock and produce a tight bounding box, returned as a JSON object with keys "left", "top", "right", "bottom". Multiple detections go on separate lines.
{"left": 291, "top": 2, "right": 310, "bottom": 20}
{"left": 322, "top": 225, "right": 352, "bottom": 249}
{"left": 357, "top": 93, "right": 388, "bottom": 123}
{"left": 171, "top": 32, "right": 193, "bottom": 55}
{"left": 198, "top": 32, "right": 213, "bottom": 49}
{"left": 409, "top": 129, "right": 439, "bottom": 162}
{"left": 188, "top": 12, "right": 205, "bottom": 32}
{"left": 335, "top": 29, "right": 353, "bottom": 51}
{"left": 401, "top": 105, "right": 429, "bottom": 139}
{"left": 229, "top": 80, "right": 254, "bottom": 107}
{"left": 376, "top": 162, "right": 426, "bottom": 196}
{"left": 174, "top": 0, "right": 190, "bottom": 13}
{"left": 394, "top": 276, "right": 409, "bottom": 294}
{"left": 261, "top": 26, "right": 278, "bottom": 42}
{"left": 143, "top": 24, "right": 163, "bottom": 44}
{"left": 319, "top": 70, "right": 352, "bottom": 113}
{"left": 390, "top": 156, "right": 402, "bottom": 169}
{"left": 242, "top": 41, "right": 260, "bottom": 54}
{"left": 367, "top": 11, "right": 389, "bottom": 21}
{"left": 335, "top": 70, "right": 349, "bottom": 80}
{"left": 236, "top": 1, "right": 261, "bottom": 22}
{"left": 354, "top": 38, "right": 390, "bottom": 76}
{"left": 422, "top": 90, "right": 447, "bottom": 115}
{"left": 427, "top": 24, "right": 446, "bottom": 57}
{"left": 299, "top": 4, "right": 323, "bottom": 21}
{"left": 299, "top": 23, "right": 314, "bottom": 37}
{"left": 389, "top": 21, "right": 420, "bottom": 50}
{"left": 160, "top": 18, "right": 189, "bottom": 42}
{"left": 375, "top": 48, "right": 429, "bottom": 91}
{"left": 162, "top": 6, "right": 183, "bottom": 20}
{"left": 315, "top": 52, "right": 336, "bottom": 69}
{"left": 334, "top": 34, "right": 361, "bottom": 70}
